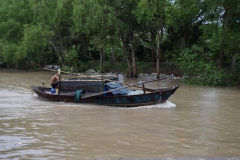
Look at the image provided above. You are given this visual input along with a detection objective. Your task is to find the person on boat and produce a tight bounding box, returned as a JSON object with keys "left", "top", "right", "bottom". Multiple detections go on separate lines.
{"left": 50, "top": 71, "right": 60, "bottom": 89}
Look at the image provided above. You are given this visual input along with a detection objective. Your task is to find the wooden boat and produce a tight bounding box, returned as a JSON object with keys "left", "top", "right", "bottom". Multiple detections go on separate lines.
{"left": 31, "top": 82, "right": 179, "bottom": 107}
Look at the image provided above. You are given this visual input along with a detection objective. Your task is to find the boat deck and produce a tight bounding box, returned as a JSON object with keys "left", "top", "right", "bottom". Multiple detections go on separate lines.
{"left": 42, "top": 89, "right": 103, "bottom": 97}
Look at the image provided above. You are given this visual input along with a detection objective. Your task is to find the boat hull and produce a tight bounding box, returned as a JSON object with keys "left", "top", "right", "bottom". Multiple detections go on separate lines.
{"left": 31, "top": 85, "right": 179, "bottom": 107}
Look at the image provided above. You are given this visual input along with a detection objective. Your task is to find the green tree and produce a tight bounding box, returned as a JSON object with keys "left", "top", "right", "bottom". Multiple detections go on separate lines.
{"left": 203, "top": 0, "right": 240, "bottom": 69}
{"left": 135, "top": 0, "right": 171, "bottom": 79}
{"left": 28, "top": 0, "right": 76, "bottom": 67}
{"left": 122, "top": 0, "right": 140, "bottom": 77}
{"left": 0, "top": 0, "right": 31, "bottom": 67}
{"left": 73, "top": 0, "right": 115, "bottom": 72}
{"left": 17, "top": 24, "right": 54, "bottom": 69}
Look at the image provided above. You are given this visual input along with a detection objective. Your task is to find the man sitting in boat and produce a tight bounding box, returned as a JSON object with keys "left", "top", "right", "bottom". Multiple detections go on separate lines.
{"left": 50, "top": 71, "right": 60, "bottom": 89}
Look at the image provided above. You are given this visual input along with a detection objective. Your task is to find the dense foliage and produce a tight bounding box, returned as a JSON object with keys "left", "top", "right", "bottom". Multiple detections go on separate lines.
{"left": 0, "top": 0, "right": 239, "bottom": 85}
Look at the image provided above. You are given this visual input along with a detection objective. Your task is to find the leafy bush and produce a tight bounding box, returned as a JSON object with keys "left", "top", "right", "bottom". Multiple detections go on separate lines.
{"left": 176, "top": 45, "right": 238, "bottom": 86}
{"left": 77, "top": 62, "right": 88, "bottom": 72}
{"left": 137, "top": 62, "right": 153, "bottom": 70}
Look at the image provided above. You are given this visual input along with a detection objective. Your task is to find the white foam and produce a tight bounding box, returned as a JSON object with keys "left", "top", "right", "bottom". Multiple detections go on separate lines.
{"left": 134, "top": 101, "right": 176, "bottom": 109}
{"left": 54, "top": 101, "right": 176, "bottom": 109}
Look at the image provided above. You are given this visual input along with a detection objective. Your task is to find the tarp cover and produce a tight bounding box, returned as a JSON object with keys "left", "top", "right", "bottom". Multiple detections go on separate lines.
{"left": 74, "top": 90, "right": 85, "bottom": 102}
{"left": 105, "top": 82, "right": 130, "bottom": 95}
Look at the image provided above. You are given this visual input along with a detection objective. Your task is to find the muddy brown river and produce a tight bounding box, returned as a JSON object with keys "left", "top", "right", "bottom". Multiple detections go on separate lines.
{"left": 0, "top": 69, "right": 240, "bottom": 159}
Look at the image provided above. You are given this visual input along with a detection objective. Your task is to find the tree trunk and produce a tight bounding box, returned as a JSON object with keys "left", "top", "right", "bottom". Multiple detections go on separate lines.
{"left": 129, "top": 36, "right": 137, "bottom": 78}
{"left": 150, "top": 31, "right": 156, "bottom": 62}
{"left": 121, "top": 36, "right": 132, "bottom": 76}
{"left": 82, "top": 34, "right": 91, "bottom": 58}
{"left": 156, "top": 15, "right": 164, "bottom": 79}
{"left": 156, "top": 35, "right": 161, "bottom": 79}
{"left": 74, "top": 60, "right": 78, "bottom": 73}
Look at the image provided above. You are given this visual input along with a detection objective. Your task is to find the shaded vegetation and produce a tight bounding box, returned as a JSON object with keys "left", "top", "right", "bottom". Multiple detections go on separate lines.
{"left": 0, "top": 0, "right": 239, "bottom": 86}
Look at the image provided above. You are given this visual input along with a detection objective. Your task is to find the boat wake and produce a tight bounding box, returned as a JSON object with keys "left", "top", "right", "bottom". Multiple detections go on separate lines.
{"left": 56, "top": 100, "right": 177, "bottom": 109}
{"left": 134, "top": 101, "right": 176, "bottom": 109}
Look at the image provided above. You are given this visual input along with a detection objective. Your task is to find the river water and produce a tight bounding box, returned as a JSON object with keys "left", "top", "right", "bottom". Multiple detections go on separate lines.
{"left": 0, "top": 69, "right": 240, "bottom": 160}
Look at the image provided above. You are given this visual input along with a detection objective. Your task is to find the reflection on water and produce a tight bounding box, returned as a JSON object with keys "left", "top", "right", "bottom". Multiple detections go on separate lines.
{"left": 0, "top": 70, "right": 240, "bottom": 159}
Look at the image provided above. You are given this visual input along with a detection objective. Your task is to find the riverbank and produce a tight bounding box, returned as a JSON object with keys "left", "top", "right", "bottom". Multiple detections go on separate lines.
{"left": 0, "top": 61, "right": 182, "bottom": 77}
{"left": 84, "top": 61, "right": 182, "bottom": 77}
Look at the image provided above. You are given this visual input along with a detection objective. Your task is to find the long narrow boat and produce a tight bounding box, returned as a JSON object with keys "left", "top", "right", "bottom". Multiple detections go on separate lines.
{"left": 31, "top": 82, "right": 179, "bottom": 107}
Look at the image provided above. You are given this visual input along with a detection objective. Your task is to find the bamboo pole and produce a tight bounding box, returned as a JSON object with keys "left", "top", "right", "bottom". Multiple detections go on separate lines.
{"left": 43, "top": 68, "right": 118, "bottom": 80}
